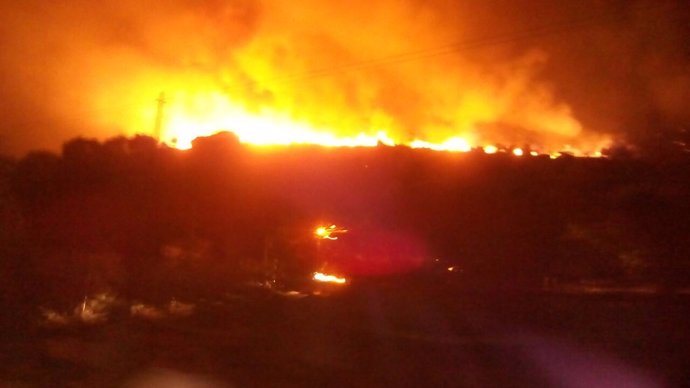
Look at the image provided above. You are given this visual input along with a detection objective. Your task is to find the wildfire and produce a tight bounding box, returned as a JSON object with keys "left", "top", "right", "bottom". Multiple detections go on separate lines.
{"left": 483, "top": 145, "right": 499, "bottom": 154}
{"left": 2, "top": 0, "right": 625, "bottom": 156}
{"left": 92, "top": 57, "right": 612, "bottom": 158}
{"left": 410, "top": 137, "right": 472, "bottom": 152}
{"left": 147, "top": 88, "right": 609, "bottom": 156}
{"left": 313, "top": 272, "right": 347, "bottom": 284}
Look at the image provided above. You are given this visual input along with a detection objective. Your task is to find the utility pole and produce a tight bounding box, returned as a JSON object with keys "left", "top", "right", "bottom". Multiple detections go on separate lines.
{"left": 154, "top": 92, "right": 166, "bottom": 142}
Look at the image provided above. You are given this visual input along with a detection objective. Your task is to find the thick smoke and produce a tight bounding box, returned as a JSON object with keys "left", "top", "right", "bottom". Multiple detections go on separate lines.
{"left": 0, "top": 0, "right": 260, "bottom": 153}
{"left": 0, "top": 0, "right": 687, "bottom": 154}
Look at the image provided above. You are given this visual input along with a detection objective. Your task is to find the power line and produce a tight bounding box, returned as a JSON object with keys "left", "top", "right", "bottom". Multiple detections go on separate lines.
{"left": 267, "top": 1, "right": 687, "bottom": 84}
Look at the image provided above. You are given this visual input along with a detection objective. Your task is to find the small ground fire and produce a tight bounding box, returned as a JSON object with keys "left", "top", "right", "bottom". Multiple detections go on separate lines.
{"left": 312, "top": 272, "right": 347, "bottom": 285}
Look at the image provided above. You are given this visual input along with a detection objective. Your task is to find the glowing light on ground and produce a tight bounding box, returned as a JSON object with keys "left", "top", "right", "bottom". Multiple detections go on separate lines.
{"left": 410, "top": 137, "right": 472, "bottom": 152}
{"left": 483, "top": 145, "right": 498, "bottom": 154}
{"left": 314, "top": 224, "right": 347, "bottom": 240}
{"left": 148, "top": 90, "right": 610, "bottom": 157}
{"left": 315, "top": 226, "right": 330, "bottom": 238}
{"left": 156, "top": 91, "right": 406, "bottom": 151}
{"left": 313, "top": 272, "right": 347, "bottom": 284}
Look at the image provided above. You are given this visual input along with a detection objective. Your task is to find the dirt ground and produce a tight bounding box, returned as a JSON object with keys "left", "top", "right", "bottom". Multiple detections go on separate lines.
{"left": 2, "top": 281, "right": 689, "bottom": 387}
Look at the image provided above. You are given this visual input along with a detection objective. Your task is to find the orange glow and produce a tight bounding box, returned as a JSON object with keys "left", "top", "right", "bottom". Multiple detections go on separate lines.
{"left": 90, "top": 67, "right": 611, "bottom": 157}
{"left": 313, "top": 272, "right": 347, "bottom": 284}
{"left": 483, "top": 145, "right": 499, "bottom": 154}
{"left": 154, "top": 91, "right": 402, "bottom": 150}
{"left": 410, "top": 137, "right": 472, "bottom": 153}
{"left": 0, "top": 1, "right": 619, "bottom": 155}
{"left": 131, "top": 74, "right": 611, "bottom": 156}
{"left": 314, "top": 224, "right": 347, "bottom": 240}
{"left": 315, "top": 226, "right": 329, "bottom": 237}
{"left": 143, "top": 88, "right": 609, "bottom": 156}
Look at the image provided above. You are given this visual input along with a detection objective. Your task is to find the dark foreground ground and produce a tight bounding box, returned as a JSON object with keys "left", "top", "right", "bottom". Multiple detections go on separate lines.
{"left": 2, "top": 278, "right": 689, "bottom": 387}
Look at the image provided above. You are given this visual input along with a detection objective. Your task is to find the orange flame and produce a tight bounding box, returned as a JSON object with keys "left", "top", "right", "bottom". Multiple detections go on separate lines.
{"left": 314, "top": 224, "right": 348, "bottom": 240}
{"left": 154, "top": 91, "right": 483, "bottom": 153}
{"left": 483, "top": 145, "right": 499, "bottom": 154}
{"left": 313, "top": 272, "right": 347, "bottom": 284}
{"left": 155, "top": 97, "right": 609, "bottom": 156}
{"left": 83, "top": 28, "right": 613, "bottom": 158}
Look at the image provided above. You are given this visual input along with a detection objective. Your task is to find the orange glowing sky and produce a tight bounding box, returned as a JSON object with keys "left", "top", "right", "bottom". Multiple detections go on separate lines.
{"left": 0, "top": 1, "right": 688, "bottom": 155}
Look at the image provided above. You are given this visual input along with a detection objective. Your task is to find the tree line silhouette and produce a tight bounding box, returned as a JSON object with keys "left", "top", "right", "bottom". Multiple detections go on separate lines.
{"left": 1, "top": 132, "right": 689, "bottom": 309}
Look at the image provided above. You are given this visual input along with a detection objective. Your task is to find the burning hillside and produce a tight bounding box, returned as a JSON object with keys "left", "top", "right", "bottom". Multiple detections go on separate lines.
{"left": 7, "top": 1, "right": 688, "bottom": 155}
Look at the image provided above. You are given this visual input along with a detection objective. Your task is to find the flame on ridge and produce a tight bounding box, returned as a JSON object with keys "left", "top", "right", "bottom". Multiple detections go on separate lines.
{"left": 153, "top": 90, "right": 608, "bottom": 157}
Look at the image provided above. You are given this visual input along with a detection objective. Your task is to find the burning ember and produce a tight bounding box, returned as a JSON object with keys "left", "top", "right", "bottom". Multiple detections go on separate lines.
{"left": 483, "top": 145, "right": 499, "bottom": 154}
{"left": 314, "top": 225, "right": 348, "bottom": 240}
{"left": 313, "top": 272, "right": 347, "bottom": 285}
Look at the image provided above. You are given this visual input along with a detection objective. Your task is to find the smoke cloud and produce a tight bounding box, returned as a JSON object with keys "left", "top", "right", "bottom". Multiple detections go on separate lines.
{"left": 0, "top": 0, "right": 687, "bottom": 154}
